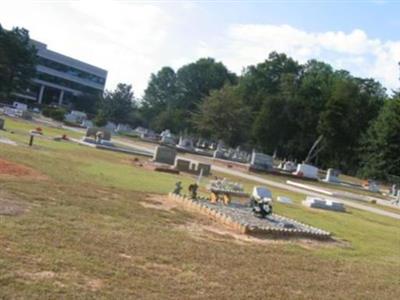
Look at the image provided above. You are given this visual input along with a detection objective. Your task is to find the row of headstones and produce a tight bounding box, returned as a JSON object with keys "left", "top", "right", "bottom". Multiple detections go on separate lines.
{"left": 213, "top": 148, "right": 252, "bottom": 163}
{"left": 153, "top": 145, "right": 211, "bottom": 176}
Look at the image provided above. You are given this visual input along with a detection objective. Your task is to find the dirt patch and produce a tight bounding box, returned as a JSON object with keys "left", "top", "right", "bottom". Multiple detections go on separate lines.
{"left": 0, "top": 192, "right": 28, "bottom": 216}
{"left": 140, "top": 194, "right": 179, "bottom": 212}
{"left": 17, "top": 270, "right": 56, "bottom": 280}
{"left": 86, "top": 278, "right": 104, "bottom": 291}
{"left": 122, "top": 157, "right": 154, "bottom": 171}
{"left": 178, "top": 221, "right": 345, "bottom": 249}
{"left": 177, "top": 221, "right": 277, "bottom": 245}
{"left": 143, "top": 262, "right": 182, "bottom": 274}
{"left": 17, "top": 269, "right": 105, "bottom": 291}
{"left": 119, "top": 253, "right": 133, "bottom": 259}
{"left": 0, "top": 199, "right": 26, "bottom": 216}
{"left": 0, "top": 158, "right": 45, "bottom": 179}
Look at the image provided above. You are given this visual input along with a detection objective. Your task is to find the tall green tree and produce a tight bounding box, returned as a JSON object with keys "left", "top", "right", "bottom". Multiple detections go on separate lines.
{"left": 141, "top": 67, "right": 180, "bottom": 118}
{"left": 0, "top": 24, "right": 37, "bottom": 99}
{"left": 289, "top": 60, "right": 335, "bottom": 160}
{"left": 317, "top": 76, "right": 385, "bottom": 173}
{"left": 176, "top": 57, "right": 237, "bottom": 112}
{"left": 97, "top": 83, "right": 135, "bottom": 125}
{"left": 193, "top": 85, "right": 251, "bottom": 146}
{"left": 141, "top": 58, "right": 236, "bottom": 133}
{"left": 141, "top": 67, "right": 185, "bottom": 131}
{"left": 252, "top": 94, "right": 293, "bottom": 155}
{"left": 358, "top": 97, "right": 400, "bottom": 180}
{"left": 70, "top": 92, "right": 101, "bottom": 115}
{"left": 239, "top": 52, "right": 302, "bottom": 112}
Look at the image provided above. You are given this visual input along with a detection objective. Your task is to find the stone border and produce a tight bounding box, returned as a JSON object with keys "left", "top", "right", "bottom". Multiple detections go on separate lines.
{"left": 71, "top": 138, "right": 153, "bottom": 157}
{"left": 168, "top": 193, "right": 331, "bottom": 240}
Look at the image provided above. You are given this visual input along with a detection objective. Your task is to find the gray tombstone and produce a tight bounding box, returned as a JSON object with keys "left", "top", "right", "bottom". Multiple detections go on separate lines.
{"left": 0, "top": 118, "right": 4, "bottom": 130}
{"left": 213, "top": 149, "right": 225, "bottom": 159}
{"left": 391, "top": 184, "right": 398, "bottom": 196}
{"left": 324, "top": 168, "right": 341, "bottom": 183}
{"left": 283, "top": 161, "right": 296, "bottom": 172}
{"left": 190, "top": 163, "right": 197, "bottom": 173}
{"left": 250, "top": 151, "right": 273, "bottom": 171}
{"left": 178, "top": 136, "right": 194, "bottom": 150}
{"left": 153, "top": 146, "right": 177, "bottom": 165}
{"left": 175, "top": 159, "right": 191, "bottom": 172}
{"left": 161, "top": 135, "right": 176, "bottom": 145}
{"left": 86, "top": 127, "right": 111, "bottom": 141}
{"left": 303, "top": 196, "right": 346, "bottom": 212}
{"left": 197, "top": 163, "right": 211, "bottom": 176}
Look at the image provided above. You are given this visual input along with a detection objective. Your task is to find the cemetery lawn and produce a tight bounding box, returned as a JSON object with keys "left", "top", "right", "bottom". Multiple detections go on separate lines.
{"left": 0, "top": 118, "right": 399, "bottom": 299}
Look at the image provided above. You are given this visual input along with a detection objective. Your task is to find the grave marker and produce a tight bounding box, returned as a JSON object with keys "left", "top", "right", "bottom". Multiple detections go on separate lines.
{"left": 323, "top": 168, "right": 341, "bottom": 183}
{"left": 175, "top": 159, "right": 191, "bottom": 172}
{"left": 86, "top": 127, "right": 111, "bottom": 141}
{"left": 153, "top": 146, "right": 177, "bottom": 165}
{"left": 250, "top": 151, "right": 273, "bottom": 171}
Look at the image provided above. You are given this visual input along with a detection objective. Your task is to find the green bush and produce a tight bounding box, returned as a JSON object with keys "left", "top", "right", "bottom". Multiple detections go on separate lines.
{"left": 93, "top": 110, "right": 108, "bottom": 127}
{"left": 42, "top": 106, "right": 66, "bottom": 122}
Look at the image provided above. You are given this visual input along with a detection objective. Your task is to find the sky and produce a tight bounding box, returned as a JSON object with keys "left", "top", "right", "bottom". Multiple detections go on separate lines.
{"left": 1, "top": 0, "right": 400, "bottom": 96}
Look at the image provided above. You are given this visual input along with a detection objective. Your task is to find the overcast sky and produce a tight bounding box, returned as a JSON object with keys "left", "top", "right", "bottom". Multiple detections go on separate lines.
{"left": 1, "top": 0, "right": 399, "bottom": 96}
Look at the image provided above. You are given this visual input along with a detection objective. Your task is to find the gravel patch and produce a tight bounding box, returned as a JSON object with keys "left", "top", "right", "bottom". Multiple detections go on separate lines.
{"left": 172, "top": 194, "right": 331, "bottom": 239}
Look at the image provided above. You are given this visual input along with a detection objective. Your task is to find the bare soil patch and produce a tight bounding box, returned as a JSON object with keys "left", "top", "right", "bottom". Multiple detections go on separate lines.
{"left": 0, "top": 193, "right": 27, "bottom": 216}
{"left": 16, "top": 271, "right": 56, "bottom": 280}
{"left": 179, "top": 220, "right": 348, "bottom": 249}
{"left": 0, "top": 158, "right": 45, "bottom": 179}
{"left": 122, "top": 157, "right": 155, "bottom": 171}
{"left": 86, "top": 278, "right": 104, "bottom": 291}
{"left": 140, "top": 194, "right": 179, "bottom": 211}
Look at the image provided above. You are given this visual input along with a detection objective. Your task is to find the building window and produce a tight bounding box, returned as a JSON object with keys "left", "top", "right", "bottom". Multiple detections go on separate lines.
{"left": 37, "top": 56, "right": 106, "bottom": 85}
{"left": 37, "top": 72, "right": 102, "bottom": 96}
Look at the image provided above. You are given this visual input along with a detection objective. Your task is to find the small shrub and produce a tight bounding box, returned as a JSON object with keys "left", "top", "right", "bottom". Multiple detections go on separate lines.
{"left": 42, "top": 106, "right": 66, "bottom": 122}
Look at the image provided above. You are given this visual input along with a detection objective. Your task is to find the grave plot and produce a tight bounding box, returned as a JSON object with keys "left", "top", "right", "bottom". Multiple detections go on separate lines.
{"left": 74, "top": 127, "right": 153, "bottom": 157}
{"left": 168, "top": 193, "right": 331, "bottom": 240}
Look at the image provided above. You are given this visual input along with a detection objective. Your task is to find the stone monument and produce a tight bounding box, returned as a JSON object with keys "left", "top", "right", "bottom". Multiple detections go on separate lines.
{"left": 197, "top": 163, "right": 211, "bottom": 176}
{"left": 302, "top": 196, "right": 346, "bottom": 212}
{"left": 323, "top": 168, "right": 341, "bottom": 183}
{"left": 293, "top": 164, "right": 319, "bottom": 179}
{"left": 85, "top": 127, "right": 111, "bottom": 141}
{"left": 250, "top": 151, "right": 273, "bottom": 171}
{"left": 175, "top": 159, "right": 191, "bottom": 172}
{"left": 153, "top": 146, "right": 177, "bottom": 165}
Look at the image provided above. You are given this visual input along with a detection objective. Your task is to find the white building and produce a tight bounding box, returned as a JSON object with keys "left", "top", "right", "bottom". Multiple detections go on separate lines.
{"left": 16, "top": 40, "right": 107, "bottom": 107}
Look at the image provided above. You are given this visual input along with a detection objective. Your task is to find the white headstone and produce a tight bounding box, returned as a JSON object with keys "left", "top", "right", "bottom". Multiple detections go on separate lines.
{"left": 293, "top": 164, "right": 319, "bottom": 179}
{"left": 277, "top": 196, "right": 293, "bottom": 204}
{"left": 323, "top": 168, "right": 341, "bottom": 183}
{"left": 302, "top": 196, "right": 346, "bottom": 212}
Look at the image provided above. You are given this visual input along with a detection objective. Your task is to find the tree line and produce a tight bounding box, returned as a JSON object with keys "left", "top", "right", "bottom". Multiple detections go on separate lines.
{"left": 1, "top": 24, "right": 399, "bottom": 181}
{"left": 138, "top": 53, "right": 399, "bottom": 180}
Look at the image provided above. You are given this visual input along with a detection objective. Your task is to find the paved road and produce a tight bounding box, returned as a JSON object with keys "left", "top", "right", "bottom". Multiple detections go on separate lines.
{"left": 211, "top": 165, "right": 400, "bottom": 220}
{"left": 112, "top": 136, "right": 400, "bottom": 220}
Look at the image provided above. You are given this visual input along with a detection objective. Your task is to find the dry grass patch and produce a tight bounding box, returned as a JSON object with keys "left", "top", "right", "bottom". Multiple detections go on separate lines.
{"left": 140, "top": 194, "right": 180, "bottom": 211}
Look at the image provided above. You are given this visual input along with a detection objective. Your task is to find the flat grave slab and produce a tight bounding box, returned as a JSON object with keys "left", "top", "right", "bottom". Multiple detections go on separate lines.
{"left": 302, "top": 196, "right": 346, "bottom": 212}
{"left": 169, "top": 193, "right": 331, "bottom": 240}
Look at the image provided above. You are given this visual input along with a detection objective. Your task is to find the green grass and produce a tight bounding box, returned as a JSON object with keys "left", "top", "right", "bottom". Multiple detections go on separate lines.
{"left": 213, "top": 171, "right": 400, "bottom": 263}
{"left": 0, "top": 116, "right": 399, "bottom": 299}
